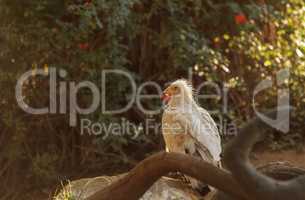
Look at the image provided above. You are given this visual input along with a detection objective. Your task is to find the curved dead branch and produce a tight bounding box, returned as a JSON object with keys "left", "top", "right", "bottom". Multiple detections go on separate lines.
{"left": 223, "top": 108, "right": 305, "bottom": 200}
{"left": 86, "top": 107, "right": 304, "bottom": 200}
{"left": 87, "top": 152, "right": 247, "bottom": 200}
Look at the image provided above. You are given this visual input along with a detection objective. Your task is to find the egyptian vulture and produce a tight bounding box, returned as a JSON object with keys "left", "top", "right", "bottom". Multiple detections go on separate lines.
{"left": 161, "top": 79, "right": 222, "bottom": 191}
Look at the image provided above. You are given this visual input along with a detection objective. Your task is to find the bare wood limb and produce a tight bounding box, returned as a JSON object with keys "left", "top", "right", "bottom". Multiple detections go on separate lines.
{"left": 223, "top": 108, "right": 305, "bottom": 200}
{"left": 85, "top": 108, "right": 305, "bottom": 200}
{"left": 87, "top": 152, "right": 248, "bottom": 200}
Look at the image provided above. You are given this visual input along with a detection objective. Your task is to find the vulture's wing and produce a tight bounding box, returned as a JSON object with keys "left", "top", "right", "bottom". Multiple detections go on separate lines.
{"left": 190, "top": 107, "right": 222, "bottom": 162}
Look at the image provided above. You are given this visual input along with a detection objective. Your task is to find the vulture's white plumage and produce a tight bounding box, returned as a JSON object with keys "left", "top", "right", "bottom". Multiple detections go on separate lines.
{"left": 161, "top": 79, "right": 222, "bottom": 190}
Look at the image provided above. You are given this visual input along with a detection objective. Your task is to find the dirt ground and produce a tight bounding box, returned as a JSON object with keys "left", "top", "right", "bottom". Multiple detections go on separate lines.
{"left": 252, "top": 149, "right": 305, "bottom": 168}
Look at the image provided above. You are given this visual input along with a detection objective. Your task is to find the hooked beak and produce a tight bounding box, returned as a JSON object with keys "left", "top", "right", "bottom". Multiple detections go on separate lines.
{"left": 161, "top": 92, "right": 171, "bottom": 103}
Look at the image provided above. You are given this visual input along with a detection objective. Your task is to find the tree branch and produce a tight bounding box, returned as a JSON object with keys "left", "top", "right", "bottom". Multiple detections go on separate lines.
{"left": 86, "top": 108, "right": 305, "bottom": 200}
{"left": 223, "top": 108, "right": 305, "bottom": 200}
{"left": 87, "top": 152, "right": 247, "bottom": 200}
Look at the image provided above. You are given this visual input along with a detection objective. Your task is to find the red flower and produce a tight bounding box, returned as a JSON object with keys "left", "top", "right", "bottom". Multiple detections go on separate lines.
{"left": 234, "top": 13, "right": 247, "bottom": 25}
{"left": 84, "top": 0, "right": 92, "bottom": 6}
{"left": 79, "top": 43, "right": 89, "bottom": 50}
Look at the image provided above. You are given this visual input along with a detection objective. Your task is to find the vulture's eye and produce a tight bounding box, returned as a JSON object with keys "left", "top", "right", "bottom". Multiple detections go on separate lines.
{"left": 173, "top": 86, "right": 178, "bottom": 90}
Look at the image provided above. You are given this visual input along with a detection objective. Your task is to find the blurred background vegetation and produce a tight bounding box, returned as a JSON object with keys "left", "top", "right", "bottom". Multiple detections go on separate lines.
{"left": 0, "top": 0, "right": 304, "bottom": 199}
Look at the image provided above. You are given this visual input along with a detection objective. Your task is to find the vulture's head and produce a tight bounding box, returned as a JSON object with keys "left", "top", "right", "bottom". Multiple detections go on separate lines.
{"left": 161, "top": 79, "right": 194, "bottom": 104}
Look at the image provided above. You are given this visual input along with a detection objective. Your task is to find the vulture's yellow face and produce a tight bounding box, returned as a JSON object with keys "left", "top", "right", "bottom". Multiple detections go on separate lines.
{"left": 161, "top": 79, "right": 192, "bottom": 103}
{"left": 161, "top": 84, "right": 180, "bottom": 103}
{"left": 164, "top": 84, "right": 180, "bottom": 95}
{"left": 161, "top": 80, "right": 191, "bottom": 103}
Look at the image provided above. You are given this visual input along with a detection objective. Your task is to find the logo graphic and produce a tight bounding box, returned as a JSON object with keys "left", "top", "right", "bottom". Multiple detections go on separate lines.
{"left": 253, "top": 69, "right": 290, "bottom": 133}
{"left": 15, "top": 67, "right": 291, "bottom": 137}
